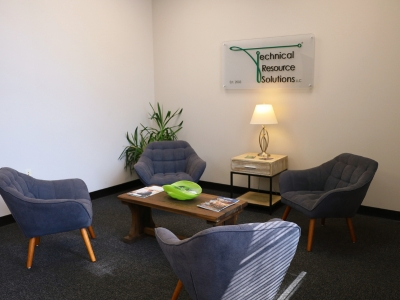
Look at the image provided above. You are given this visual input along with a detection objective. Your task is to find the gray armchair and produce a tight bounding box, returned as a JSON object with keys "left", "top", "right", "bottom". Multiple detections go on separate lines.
{"left": 134, "top": 140, "right": 206, "bottom": 186}
{"left": 156, "top": 220, "right": 300, "bottom": 300}
{"left": 0, "top": 167, "right": 96, "bottom": 268}
{"left": 280, "top": 153, "right": 378, "bottom": 251}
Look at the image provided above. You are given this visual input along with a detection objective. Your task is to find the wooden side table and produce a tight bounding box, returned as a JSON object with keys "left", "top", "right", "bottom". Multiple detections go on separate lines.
{"left": 230, "top": 153, "right": 288, "bottom": 214}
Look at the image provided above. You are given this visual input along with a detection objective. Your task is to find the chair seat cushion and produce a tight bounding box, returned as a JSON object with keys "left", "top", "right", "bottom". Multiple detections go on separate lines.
{"left": 148, "top": 172, "right": 194, "bottom": 186}
{"left": 281, "top": 190, "right": 325, "bottom": 211}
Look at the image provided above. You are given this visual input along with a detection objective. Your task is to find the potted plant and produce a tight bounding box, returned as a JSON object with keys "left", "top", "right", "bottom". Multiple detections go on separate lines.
{"left": 119, "top": 102, "right": 183, "bottom": 173}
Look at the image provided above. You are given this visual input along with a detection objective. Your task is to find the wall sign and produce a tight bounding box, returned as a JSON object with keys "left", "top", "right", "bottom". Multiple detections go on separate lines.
{"left": 222, "top": 34, "right": 315, "bottom": 89}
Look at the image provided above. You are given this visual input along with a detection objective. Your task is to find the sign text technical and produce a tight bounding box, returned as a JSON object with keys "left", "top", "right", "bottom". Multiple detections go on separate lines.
{"left": 223, "top": 34, "right": 315, "bottom": 89}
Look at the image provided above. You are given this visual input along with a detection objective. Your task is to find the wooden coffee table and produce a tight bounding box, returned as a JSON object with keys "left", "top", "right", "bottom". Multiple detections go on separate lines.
{"left": 117, "top": 191, "right": 248, "bottom": 243}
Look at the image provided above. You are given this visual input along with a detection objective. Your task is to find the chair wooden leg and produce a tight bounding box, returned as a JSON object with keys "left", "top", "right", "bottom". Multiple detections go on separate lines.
{"left": 346, "top": 218, "right": 356, "bottom": 243}
{"left": 87, "top": 226, "right": 96, "bottom": 239}
{"left": 172, "top": 280, "right": 183, "bottom": 300}
{"left": 27, "top": 237, "right": 37, "bottom": 269}
{"left": 321, "top": 218, "right": 325, "bottom": 225}
{"left": 307, "top": 219, "right": 316, "bottom": 252}
{"left": 80, "top": 228, "right": 96, "bottom": 262}
{"left": 282, "top": 206, "right": 291, "bottom": 220}
{"left": 35, "top": 237, "right": 40, "bottom": 246}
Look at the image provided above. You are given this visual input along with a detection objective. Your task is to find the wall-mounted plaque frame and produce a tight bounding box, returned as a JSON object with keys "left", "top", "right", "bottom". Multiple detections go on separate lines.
{"left": 222, "top": 34, "right": 315, "bottom": 89}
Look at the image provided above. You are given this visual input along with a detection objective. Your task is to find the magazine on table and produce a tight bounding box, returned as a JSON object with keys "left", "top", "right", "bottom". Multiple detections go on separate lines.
{"left": 197, "top": 197, "right": 239, "bottom": 212}
{"left": 127, "top": 186, "right": 164, "bottom": 198}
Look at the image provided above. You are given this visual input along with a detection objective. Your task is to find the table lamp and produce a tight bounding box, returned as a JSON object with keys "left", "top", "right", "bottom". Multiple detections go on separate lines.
{"left": 250, "top": 104, "right": 278, "bottom": 157}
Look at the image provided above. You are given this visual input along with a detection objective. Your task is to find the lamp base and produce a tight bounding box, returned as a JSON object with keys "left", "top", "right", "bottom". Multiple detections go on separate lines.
{"left": 258, "top": 152, "right": 271, "bottom": 157}
{"left": 257, "top": 126, "right": 271, "bottom": 158}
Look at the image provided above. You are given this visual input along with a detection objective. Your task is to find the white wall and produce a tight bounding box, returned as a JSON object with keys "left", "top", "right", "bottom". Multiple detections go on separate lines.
{"left": 153, "top": 0, "right": 400, "bottom": 211}
{"left": 0, "top": 0, "right": 154, "bottom": 216}
{"left": 1, "top": 0, "right": 398, "bottom": 216}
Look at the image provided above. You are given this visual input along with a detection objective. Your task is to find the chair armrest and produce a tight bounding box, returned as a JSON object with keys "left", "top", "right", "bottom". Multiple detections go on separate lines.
{"left": 279, "top": 166, "right": 326, "bottom": 193}
{"left": 134, "top": 156, "right": 155, "bottom": 186}
{"left": 155, "top": 227, "right": 181, "bottom": 245}
{"left": 185, "top": 154, "right": 206, "bottom": 182}
{"left": 51, "top": 178, "right": 90, "bottom": 200}
{"left": 308, "top": 181, "right": 373, "bottom": 217}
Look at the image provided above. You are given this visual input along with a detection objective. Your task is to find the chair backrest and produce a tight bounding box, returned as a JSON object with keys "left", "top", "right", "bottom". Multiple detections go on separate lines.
{"left": 156, "top": 220, "right": 300, "bottom": 300}
{"left": 0, "top": 167, "right": 37, "bottom": 199}
{"left": 0, "top": 167, "right": 90, "bottom": 201}
{"left": 321, "top": 153, "right": 378, "bottom": 191}
{"left": 140, "top": 140, "right": 198, "bottom": 173}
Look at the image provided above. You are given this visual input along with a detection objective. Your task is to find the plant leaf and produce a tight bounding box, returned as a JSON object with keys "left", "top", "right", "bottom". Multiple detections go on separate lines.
{"left": 119, "top": 102, "right": 183, "bottom": 172}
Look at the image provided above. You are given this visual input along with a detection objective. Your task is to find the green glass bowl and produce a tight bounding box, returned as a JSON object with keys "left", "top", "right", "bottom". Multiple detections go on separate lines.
{"left": 162, "top": 180, "right": 202, "bottom": 200}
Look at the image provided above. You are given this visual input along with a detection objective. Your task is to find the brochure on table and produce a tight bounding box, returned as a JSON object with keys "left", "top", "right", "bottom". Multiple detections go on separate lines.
{"left": 128, "top": 186, "right": 163, "bottom": 198}
{"left": 198, "top": 197, "right": 239, "bottom": 212}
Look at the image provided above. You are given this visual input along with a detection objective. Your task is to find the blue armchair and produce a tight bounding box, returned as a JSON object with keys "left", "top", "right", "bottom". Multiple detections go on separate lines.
{"left": 280, "top": 153, "right": 378, "bottom": 251}
{"left": 156, "top": 220, "right": 300, "bottom": 300}
{"left": 134, "top": 140, "right": 206, "bottom": 186}
{"left": 0, "top": 167, "right": 96, "bottom": 268}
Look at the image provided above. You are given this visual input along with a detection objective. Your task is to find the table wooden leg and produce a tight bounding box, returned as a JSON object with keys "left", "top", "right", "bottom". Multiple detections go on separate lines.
{"left": 222, "top": 214, "right": 238, "bottom": 225}
{"left": 230, "top": 172, "right": 233, "bottom": 198}
{"left": 269, "top": 177, "right": 273, "bottom": 215}
{"left": 208, "top": 211, "right": 241, "bottom": 227}
{"left": 123, "top": 203, "right": 155, "bottom": 243}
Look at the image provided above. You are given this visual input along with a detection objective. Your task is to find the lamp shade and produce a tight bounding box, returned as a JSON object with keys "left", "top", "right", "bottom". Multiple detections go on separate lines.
{"left": 250, "top": 104, "right": 278, "bottom": 125}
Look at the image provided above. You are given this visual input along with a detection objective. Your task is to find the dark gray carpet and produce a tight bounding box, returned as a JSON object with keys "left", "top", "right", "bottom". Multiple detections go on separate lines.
{"left": 0, "top": 188, "right": 399, "bottom": 299}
